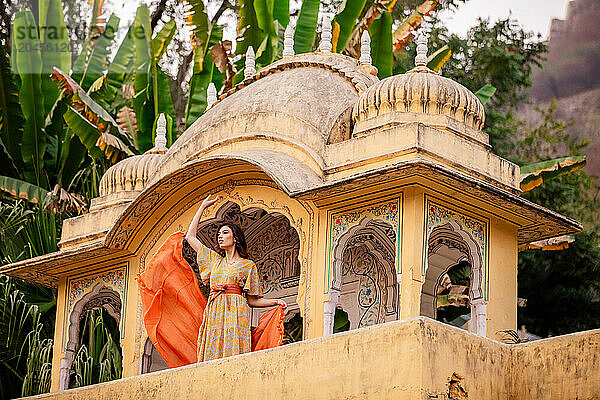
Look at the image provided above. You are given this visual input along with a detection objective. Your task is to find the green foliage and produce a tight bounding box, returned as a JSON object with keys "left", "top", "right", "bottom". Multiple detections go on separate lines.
{"left": 333, "top": 0, "right": 367, "bottom": 52}
{"left": 427, "top": 44, "right": 451, "bottom": 73}
{"left": 369, "top": 12, "right": 393, "bottom": 78}
{"left": 518, "top": 231, "right": 600, "bottom": 336}
{"left": 439, "top": 18, "right": 547, "bottom": 108}
{"left": 333, "top": 308, "right": 350, "bottom": 333}
{"left": 70, "top": 308, "right": 122, "bottom": 389}
{"left": 0, "top": 200, "right": 60, "bottom": 265}
{"left": 294, "top": 0, "right": 320, "bottom": 54}
{"left": 283, "top": 312, "right": 303, "bottom": 344}
{"left": 12, "top": 11, "right": 47, "bottom": 188}
{"left": 474, "top": 83, "right": 496, "bottom": 105}
{"left": 0, "top": 275, "right": 54, "bottom": 398}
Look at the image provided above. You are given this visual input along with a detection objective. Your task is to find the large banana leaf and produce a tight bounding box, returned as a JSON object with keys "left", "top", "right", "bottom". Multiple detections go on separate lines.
{"left": 343, "top": 0, "right": 397, "bottom": 56}
{"left": 427, "top": 44, "right": 451, "bottom": 73}
{"left": 102, "top": 24, "right": 136, "bottom": 107}
{"left": 255, "top": 0, "right": 276, "bottom": 37}
{"left": 332, "top": 0, "right": 367, "bottom": 53}
{"left": 51, "top": 68, "right": 135, "bottom": 161}
{"left": 39, "top": 0, "right": 71, "bottom": 117}
{"left": 520, "top": 156, "right": 587, "bottom": 192}
{"left": 0, "top": 46, "right": 24, "bottom": 175}
{"left": 132, "top": 5, "right": 176, "bottom": 153}
{"left": 474, "top": 84, "right": 497, "bottom": 105}
{"left": 73, "top": 14, "right": 120, "bottom": 92}
{"left": 392, "top": 0, "right": 439, "bottom": 52}
{"left": 294, "top": 0, "right": 320, "bottom": 54}
{"left": 13, "top": 11, "right": 47, "bottom": 187}
{"left": 184, "top": 0, "right": 210, "bottom": 47}
{"left": 151, "top": 19, "right": 177, "bottom": 64}
{"left": 0, "top": 175, "right": 49, "bottom": 204}
{"left": 273, "top": 0, "right": 290, "bottom": 27}
{"left": 254, "top": 1, "right": 288, "bottom": 65}
{"left": 369, "top": 12, "right": 393, "bottom": 78}
{"left": 236, "top": 0, "right": 263, "bottom": 58}
{"left": 186, "top": 24, "right": 223, "bottom": 128}
{"left": 57, "top": 128, "right": 86, "bottom": 188}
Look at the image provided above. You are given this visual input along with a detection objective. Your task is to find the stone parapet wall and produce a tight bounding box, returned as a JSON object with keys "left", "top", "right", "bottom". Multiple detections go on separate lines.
{"left": 25, "top": 318, "right": 600, "bottom": 400}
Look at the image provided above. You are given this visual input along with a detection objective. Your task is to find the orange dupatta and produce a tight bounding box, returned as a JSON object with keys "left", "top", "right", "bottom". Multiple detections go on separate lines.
{"left": 137, "top": 231, "right": 285, "bottom": 368}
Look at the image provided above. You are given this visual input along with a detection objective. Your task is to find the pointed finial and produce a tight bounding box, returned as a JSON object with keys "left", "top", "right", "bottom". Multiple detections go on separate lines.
{"left": 244, "top": 46, "right": 256, "bottom": 79}
{"left": 155, "top": 113, "right": 167, "bottom": 150}
{"left": 206, "top": 83, "right": 217, "bottom": 109}
{"left": 414, "top": 30, "right": 429, "bottom": 67}
{"left": 283, "top": 24, "right": 295, "bottom": 58}
{"left": 319, "top": 16, "right": 332, "bottom": 53}
{"left": 359, "top": 30, "right": 372, "bottom": 65}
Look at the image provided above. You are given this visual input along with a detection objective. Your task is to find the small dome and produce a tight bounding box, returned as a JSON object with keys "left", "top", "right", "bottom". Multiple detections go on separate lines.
{"left": 98, "top": 153, "right": 163, "bottom": 197}
{"left": 353, "top": 34, "right": 485, "bottom": 131}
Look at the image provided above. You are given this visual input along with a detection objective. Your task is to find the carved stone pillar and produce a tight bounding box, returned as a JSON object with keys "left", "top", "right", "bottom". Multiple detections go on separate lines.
{"left": 323, "top": 289, "right": 340, "bottom": 336}
{"left": 471, "top": 298, "right": 487, "bottom": 337}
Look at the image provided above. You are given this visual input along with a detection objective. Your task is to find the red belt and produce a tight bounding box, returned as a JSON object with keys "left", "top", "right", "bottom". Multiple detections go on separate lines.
{"left": 210, "top": 284, "right": 243, "bottom": 296}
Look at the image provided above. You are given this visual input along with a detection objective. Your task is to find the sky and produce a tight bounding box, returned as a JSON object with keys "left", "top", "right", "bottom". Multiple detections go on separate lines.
{"left": 439, "top": 0, "right": 572, "bottom": 38}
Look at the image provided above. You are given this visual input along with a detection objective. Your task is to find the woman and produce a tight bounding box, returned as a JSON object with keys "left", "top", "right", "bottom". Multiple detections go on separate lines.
{"left": 185, "top": 194, "right": 287, "bottom": 362}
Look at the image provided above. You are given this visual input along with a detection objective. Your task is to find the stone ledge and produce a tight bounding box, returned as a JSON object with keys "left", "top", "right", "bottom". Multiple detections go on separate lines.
{"left": 24, "top": 317, "right": 600, "bottom": 400}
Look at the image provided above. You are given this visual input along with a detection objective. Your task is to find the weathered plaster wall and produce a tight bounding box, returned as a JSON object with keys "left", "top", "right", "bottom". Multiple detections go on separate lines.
{"left": 509, "top": 329, "right": 600, "bottom": 398}
{"left": 35, "top": 318, "right": 600, "bottom": 400}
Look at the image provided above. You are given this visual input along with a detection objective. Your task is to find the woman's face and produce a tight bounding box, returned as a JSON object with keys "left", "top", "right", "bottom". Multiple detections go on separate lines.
{"left": 217, "top": 225, "right": 235, "bottom": 249}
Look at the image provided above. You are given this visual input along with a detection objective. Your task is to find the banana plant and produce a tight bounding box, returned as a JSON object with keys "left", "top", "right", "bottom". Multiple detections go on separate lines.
{"left": 520, "top": 156, "right": 587, "bottom": 192}
{"left": 2, "top": 2, "right": 83, "bottom": 212}
{"left": 70, "top": 308, "right": 122, "bottom": 389}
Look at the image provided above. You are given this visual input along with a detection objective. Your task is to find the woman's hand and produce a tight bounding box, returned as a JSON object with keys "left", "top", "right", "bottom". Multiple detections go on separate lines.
{"left": 275, "top": 299, "right": 287, "bottom": 311}
{"left": 201, "top": 194, "right": 219, "bottom": 209}
{"left": 247, "top": 295, "right": 287, "bottom": 311}
{"left": 186, "top": 195, "right": 220, "bottom": 252}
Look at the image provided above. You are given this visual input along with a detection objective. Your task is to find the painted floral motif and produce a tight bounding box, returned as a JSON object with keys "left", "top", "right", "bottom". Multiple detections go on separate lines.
{"left": 331, "top": 201, "right": 400, "bottom": 245}
{"left": 424, "top": 199, "right": 489, "bottom": 299}
{"left": 67, "top": 268, "right": 127, "bottom": 314}
{"left": 327, "top": 198, "right": 401, "bottom": 294}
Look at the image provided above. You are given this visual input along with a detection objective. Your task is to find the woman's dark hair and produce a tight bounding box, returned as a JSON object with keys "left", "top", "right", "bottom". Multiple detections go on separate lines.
{"left": 217, "top": 222, "right": 249, "bottom": 259}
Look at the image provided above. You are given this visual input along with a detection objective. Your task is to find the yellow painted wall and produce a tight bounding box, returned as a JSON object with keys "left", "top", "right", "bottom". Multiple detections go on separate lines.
{"left": 35, "top": 318, "right": 600, "bottom": 400}
{"left": 50, "top": 277, "right": 67, "bottom": 393}
{"left": 487, "top": 218, "right": 518, "bottom": 339}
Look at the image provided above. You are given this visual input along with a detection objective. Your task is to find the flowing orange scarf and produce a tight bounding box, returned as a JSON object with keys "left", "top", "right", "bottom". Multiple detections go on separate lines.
{"left": 137, "top": 231, "right": 285, "bottom": 368}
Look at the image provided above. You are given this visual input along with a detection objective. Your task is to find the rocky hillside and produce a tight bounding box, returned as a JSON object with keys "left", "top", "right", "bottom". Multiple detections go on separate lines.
{"left": 518, "top": 0, "right": 600, "bottom": 177}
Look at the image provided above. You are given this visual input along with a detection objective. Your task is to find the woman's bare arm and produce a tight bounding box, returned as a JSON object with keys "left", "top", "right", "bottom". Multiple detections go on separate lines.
{"left": 246, "top": 295, "right": 287, "bottom": 311}
{"left": 185, "top": 195, "right": 218, "bottom": 252}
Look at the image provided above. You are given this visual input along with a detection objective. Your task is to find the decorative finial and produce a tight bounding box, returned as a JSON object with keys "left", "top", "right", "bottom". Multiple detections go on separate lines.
{"left": 414, "top": 30, "right": 429, "bottom": 67}
{"left": 155, "top": 113, "right": 167, "bottom": 151}
{"left": 244, "top": 46, "right": 256, "bottom": 79}
{"left": 319, "top": 16, "right": 332, "bottom": 53}
{"left": 283, "top": 24, "right": 295, "bottom": 57}
{"left": 359, "top": 30, "right": 372, "bottom": 65}
{"left": 206, "top": 83, "right": 217, "bottom": 109}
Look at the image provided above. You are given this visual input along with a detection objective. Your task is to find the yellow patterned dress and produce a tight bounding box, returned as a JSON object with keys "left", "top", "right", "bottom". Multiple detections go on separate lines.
{"left": 196, "top": 243, "right": 262, "bottom": 362}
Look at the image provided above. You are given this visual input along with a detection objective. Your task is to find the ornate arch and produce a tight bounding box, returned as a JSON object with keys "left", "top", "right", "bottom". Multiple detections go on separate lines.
{"left": 324, "top": 212, "right": 399, "bottom": 335}
{"left": 59, "top": 283, "right": 122, "bottom": 390}
{"left": 423, "top": 199, "right": 489, "bottom": 336}
{"left": 135, "top": 180, "right": 315, "bottom": 370}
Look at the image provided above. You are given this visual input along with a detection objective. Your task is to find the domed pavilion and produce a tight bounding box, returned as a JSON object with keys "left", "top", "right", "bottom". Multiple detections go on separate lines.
{"left": 2, "top": 30, "right": 593, "bottom": 399}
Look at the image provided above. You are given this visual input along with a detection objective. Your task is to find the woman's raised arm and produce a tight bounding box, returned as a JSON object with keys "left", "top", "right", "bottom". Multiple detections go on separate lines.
{"left": 185, "top": 195, "right": 219, "bottom": 252}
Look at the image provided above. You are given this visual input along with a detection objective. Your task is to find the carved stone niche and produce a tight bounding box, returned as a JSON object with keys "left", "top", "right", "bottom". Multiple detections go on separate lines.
{"left": 60, "top": 283, "right": 122, "bottom": 390}
{"left": 190, "top": 201, "right": 302, "bottom": 325}
{"left": 336, "top": 220, "right": 398, "bottom": 330}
